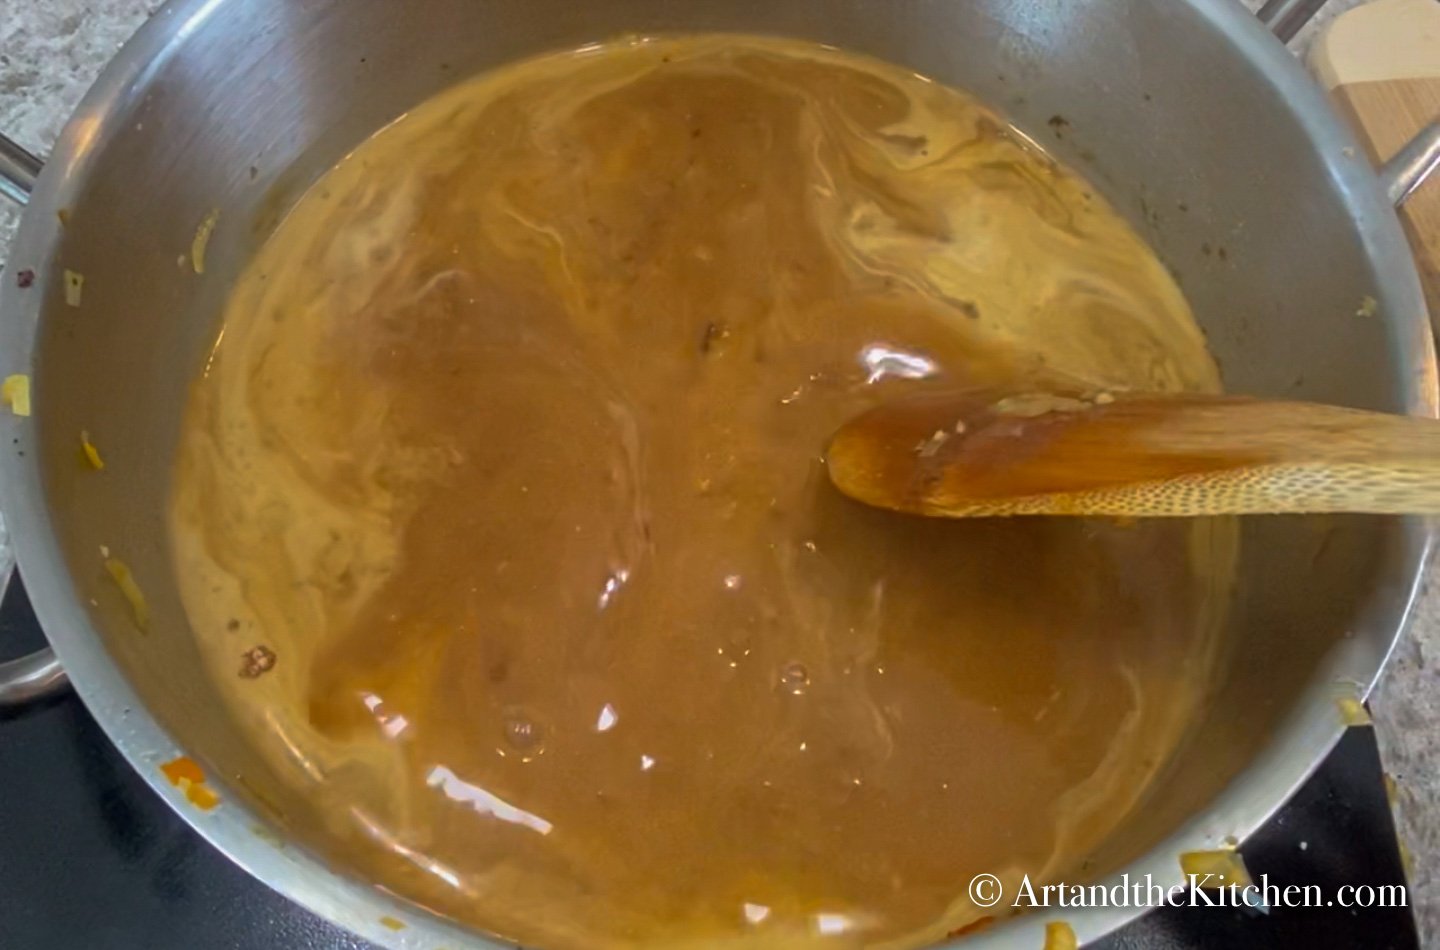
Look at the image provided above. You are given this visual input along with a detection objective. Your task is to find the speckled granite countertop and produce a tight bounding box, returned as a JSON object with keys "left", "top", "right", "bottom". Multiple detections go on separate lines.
{"left": 2, "top": 0, "right": 1433, "bottom": 945}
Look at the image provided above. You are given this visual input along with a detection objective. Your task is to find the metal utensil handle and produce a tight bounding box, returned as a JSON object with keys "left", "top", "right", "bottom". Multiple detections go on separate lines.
{"left": 0, "top": 131, "right": 68, "bottom": 706}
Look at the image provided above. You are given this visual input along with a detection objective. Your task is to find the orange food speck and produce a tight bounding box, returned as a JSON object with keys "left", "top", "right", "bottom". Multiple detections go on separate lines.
{"left": 379, "top": 915, "right": 407, "bottom": 931}
{"left": 161, "top": 756, "right": 206, "bottom": 786}
{"left": 161, "top": 756, "right": 222, "bottom": 810}
{"left": 186, "top": 783, "right": 222, "bottom": 811}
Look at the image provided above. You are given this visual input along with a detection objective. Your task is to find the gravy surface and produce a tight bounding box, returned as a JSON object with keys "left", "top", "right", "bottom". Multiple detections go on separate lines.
{"left": 171, "top": 36, "right": 1230, "bottom": 948}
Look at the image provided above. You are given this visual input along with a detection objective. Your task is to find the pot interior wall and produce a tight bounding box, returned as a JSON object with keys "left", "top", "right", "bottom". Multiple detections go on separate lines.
{"left": 26, "top": 0, "right": 1427, "bottom": 921}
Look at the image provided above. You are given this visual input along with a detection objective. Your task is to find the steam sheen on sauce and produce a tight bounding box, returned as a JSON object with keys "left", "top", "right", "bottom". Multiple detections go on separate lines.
{"left": 171, "top": 36, "right": 1231, "bottom": 948}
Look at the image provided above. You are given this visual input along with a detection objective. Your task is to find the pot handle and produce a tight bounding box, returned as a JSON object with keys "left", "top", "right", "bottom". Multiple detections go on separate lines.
{"left": 1254, "top": 0, "right": 1440, "bottom": 207}
{"left": 1256, "top": 0, "right": 1330, "bottom": 44}
{"left": 0, "top": 132, "right": 69, "bottom": 707}
{"left": 0, "top": 133, "right": 41, "bottom": 207}
{"left": 1381, "top": 120, "right": 1440, "bottom": 208}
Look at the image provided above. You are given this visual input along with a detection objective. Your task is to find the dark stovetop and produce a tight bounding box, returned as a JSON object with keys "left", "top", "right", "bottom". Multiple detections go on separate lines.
{"left": 0, "top": 577, "right": 1420, "bottom": 949}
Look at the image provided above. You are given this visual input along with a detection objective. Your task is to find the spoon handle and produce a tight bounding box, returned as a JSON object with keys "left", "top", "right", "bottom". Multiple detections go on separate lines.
{"left": 1068, "top": 398, "right": 1440, "bottom": 516}
{"left": 829, "top": 394, "right": 1440, "bottom": 517}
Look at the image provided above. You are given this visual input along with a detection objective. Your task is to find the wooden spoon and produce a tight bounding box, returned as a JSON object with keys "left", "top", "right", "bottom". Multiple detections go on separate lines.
{"left": 825, "top": 388, "right": 1440, "bottom": 517}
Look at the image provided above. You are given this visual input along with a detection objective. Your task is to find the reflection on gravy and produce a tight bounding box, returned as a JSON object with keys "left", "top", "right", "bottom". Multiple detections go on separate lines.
{"left": 171, "top": 36, "right": 1231, "bottom": 948}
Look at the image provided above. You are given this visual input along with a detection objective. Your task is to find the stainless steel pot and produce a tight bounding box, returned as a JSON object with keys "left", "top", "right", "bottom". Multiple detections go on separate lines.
{"left": 1, "top": 0, "right": 1437, "bottom": 946}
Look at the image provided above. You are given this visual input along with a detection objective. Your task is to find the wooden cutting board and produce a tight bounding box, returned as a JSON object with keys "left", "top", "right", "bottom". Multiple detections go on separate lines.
{"left": 1311, "top": 0, "right": 1440, "bottom": 318}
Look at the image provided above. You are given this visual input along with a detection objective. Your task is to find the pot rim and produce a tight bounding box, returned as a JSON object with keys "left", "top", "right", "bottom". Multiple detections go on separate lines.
{"left": 0, "top": 0, "right": 1433, "bottom": 947}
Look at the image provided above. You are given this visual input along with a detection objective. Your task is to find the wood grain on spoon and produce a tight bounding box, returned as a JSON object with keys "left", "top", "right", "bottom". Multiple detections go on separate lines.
{"left": 826, "top": 389, "right": 1440, "bottom": 517}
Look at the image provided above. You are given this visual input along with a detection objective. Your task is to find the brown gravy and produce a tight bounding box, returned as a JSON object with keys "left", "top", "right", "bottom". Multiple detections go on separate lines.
{"left": 171, "top": 35, "right": 1230, "bottom": 947}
